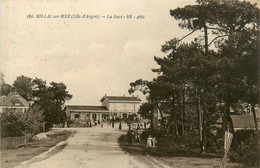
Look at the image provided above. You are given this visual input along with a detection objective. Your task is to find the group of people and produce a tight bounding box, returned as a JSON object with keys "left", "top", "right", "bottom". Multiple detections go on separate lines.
{"left": 147, "top": 135, "right": 157, "bottom": 148}
{"left": 127, "top": 121, "right": 147, "bottom": 130}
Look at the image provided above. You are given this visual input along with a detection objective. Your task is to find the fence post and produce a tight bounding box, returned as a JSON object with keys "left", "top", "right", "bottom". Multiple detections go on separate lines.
{"left": 43, "top": 122, "right": 46, "bottom": 132}
{"left": 24, "top": 134, "right": 27, "bottom": 144}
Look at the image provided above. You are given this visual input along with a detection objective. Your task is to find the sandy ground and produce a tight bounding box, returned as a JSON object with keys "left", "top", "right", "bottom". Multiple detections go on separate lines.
{"left": 15, "top": 123, "right": 154, "bottom": 168}
{"left": 1, "top": 129, "right": 72, "bottom": 168}
{"left": 14, "top": 123, "right": 240, "bottom": 168}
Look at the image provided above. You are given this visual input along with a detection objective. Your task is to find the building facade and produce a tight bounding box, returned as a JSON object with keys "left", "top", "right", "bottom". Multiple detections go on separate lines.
{"left": 65, "top": 95, "right": 142, "bottom": 124}
{"left": 0, "top": 92, "right": 30, "bottom": 113}
{"left": 100, "top": 95, "right": 141, "bottom": 118}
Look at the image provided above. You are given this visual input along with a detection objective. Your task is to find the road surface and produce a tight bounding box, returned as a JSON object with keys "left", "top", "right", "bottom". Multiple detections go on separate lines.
{"left": 16, "top": 123, "right": 239, "bottom": 168}
{"left": 16, "top": 123, "right": 168, "bottom": 168}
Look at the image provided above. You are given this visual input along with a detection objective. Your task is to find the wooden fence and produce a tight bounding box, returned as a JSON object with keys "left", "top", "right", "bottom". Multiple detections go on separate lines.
{"left": 1, "top": 134, "right": 32, "bottom": 150}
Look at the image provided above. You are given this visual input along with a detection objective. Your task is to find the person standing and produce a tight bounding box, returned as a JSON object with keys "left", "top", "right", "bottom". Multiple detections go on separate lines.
{"left": 136, "top": 133, "right": 140, "bottom": 143}
{"left": 127, "top": 130, "right": 132, "bottom": 144}
{"left": 137, "top": 123, "right": 140, "bottom": 130}
{"left": 152, "top": 137, "right": 157, "bottom": 148}
{"left": 112, "top": 122, "right": 114, "bottom": 128}
{"left": 119, "top": 122, "right": 122, "bottom": 130}
{"left": 147, "top": 135, "right": 152, "bottom": 147}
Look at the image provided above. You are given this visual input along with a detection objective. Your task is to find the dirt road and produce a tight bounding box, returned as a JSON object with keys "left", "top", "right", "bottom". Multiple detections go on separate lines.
{"left": 15, "top": 123, "right": 239, "bottom": 168}
{"left": 15, "top": 123, "right": 164, "bottom": 168}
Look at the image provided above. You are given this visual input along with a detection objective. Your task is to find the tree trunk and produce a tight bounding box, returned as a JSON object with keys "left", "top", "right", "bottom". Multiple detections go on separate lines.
{"left": 201, "top": 98, "right": 207, "bottom": 153}
{"left": 204, "top": 24, "right": 208, "bottom": 55}
{"left": 196, "top": 87, "right": 203, "bottom": 152}
{"left": 251, "top": 103, "right": 258, "bottom": 131}
{"left": 156, "top": 102, "right": 169, "bottom": 136}
{"left": 172, "top": 93, "right": 179, "bottom": 138}
{"left": 182, "top": 90, "right": 185, "bottom": 135}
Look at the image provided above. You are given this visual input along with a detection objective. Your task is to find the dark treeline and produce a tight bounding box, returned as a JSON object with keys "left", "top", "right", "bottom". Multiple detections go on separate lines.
{"left": 129, "top": 0, "right": 259, "bottom": 166}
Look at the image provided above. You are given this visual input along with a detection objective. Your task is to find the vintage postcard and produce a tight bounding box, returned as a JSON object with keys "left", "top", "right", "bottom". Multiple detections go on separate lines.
{"left": 1, "top": 0, "right": 259, "bottom": 167}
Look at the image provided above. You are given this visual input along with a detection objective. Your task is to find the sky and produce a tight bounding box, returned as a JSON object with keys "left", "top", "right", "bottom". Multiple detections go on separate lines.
{"left": 1, "top": 0, "right": 259, "bottom": 105}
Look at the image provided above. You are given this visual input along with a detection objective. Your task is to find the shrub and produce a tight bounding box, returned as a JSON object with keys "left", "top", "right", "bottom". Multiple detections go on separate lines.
{"left": 1, "top": 107, "right": 44, "bottom": 137}
{"left": 21, "top": 106, "right": 44, "bottom": 134}
{"left": 0, "top": 109, "right": 25, "bottom": 137}
{"left": 178, "top": 134, "right": 200, "bottom": 148}
{"left": 229, "top": 130, "right": 259, "bottom": 167}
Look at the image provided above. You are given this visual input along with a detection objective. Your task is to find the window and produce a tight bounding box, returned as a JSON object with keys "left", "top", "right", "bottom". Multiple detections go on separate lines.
{"left": 75, "top": 114, "right": 79, "bottom": 119}
{"left": 102, "top": 114, "right": 108, "bottom": 119}
{"left": 92, "top": 113, "right": 97, "bottom": 120}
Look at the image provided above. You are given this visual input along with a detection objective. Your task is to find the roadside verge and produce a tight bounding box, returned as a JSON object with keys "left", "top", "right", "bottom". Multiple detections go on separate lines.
{"left": 1, "top": 129, "right": 74, "bottom": 168}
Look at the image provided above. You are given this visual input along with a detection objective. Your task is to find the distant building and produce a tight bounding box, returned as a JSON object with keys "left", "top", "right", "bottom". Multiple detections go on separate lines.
{"left": 216, "top": 115, "right": 256, "bottom": 131}
{"left": 100, "top": 95, "right": 142, "bottom": 118}
{"left": 0, "top": 92, "right": 30, "bottom": 113}
{"left": 65, "top": 105, "right": 109, "bottom": 124}
{"left": 65, "top": 94, "right": 142, "bottom": 124}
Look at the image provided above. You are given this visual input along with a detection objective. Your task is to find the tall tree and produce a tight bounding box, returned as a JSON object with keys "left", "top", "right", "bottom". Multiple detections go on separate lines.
{"left": 13, "top": 75, "right": 34, "bottom": 101}
{"left": 170, "top": 0, "right": 260, "bottom": 151}
{"left": 0, "top": 73, "right": 13, "bottom": 96}
{"left": 32, "top": 79, "right": 72, "bottom": 130}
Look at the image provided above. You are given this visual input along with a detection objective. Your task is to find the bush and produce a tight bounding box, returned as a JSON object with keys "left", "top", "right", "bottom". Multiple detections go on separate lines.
{"left": 21, "top": 106, "right": 44, "bottom": 134}
{"left": 1, "top": 107, "right": 44, "bottom": 137}
{"left": 0, "top": 109, "right": 25, "bottom": 137}
{"left": 178, "top": 134, "right": 200, "bottom": 148}
{"left": 229, "top": 130, "right": 259, "bottom": 167}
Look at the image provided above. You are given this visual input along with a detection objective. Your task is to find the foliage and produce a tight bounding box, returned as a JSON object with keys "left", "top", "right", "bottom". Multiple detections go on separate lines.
{"left": 128, "top": 0, "right": 259, "bottom": 157}
{"left": 0, "top": 109, "right": 25, "bottom": 137}
{"left": 32, "top": 79, "right": 72, "bottom": 130}
{"left": 1, "top": 74, "right": 72, "bottom": 131}
{"left": 20, "top": 106, "right": 44, "bottom": 134}
{"left": 138, "top": 102, "right": 154, "bottom": 120}
{"left": 0, "top": 107, "right": 43, "bottom": 137}
{"left": 13, "top": 75, "right": 34, "bottom": 101}
{"left": 0, "top": 73, "right": 13, "bottom": 96}
{"left": 229, "top": 130, "right": 259, "bottom": 166}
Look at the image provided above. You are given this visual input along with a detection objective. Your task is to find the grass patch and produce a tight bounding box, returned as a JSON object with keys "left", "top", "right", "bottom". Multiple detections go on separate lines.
{"left": 1, "top": 130, "right": 74, "bottom": 168}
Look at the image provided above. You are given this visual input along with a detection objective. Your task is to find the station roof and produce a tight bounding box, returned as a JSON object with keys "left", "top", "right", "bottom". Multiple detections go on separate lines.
{"left": 66, "top": 105, "right": 108, "bottom": 111}
{"left": 100, "top": 95, "right": 141, "bottom": 102}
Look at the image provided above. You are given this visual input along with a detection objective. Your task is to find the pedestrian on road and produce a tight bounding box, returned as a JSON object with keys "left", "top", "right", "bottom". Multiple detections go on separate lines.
{"left": 112, "top": 122, "right": 114, "bottom": 128}
{"left": 101, "top": 122, "right": 103, "bottom": 128}
{"left": 90, "top": 122, "right": 92, "bottom": 127}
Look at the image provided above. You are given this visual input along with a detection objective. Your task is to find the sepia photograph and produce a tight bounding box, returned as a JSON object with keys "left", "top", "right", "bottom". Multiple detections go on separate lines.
{"left": 1, "top": 0, "right": 260, "bottom": 167}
